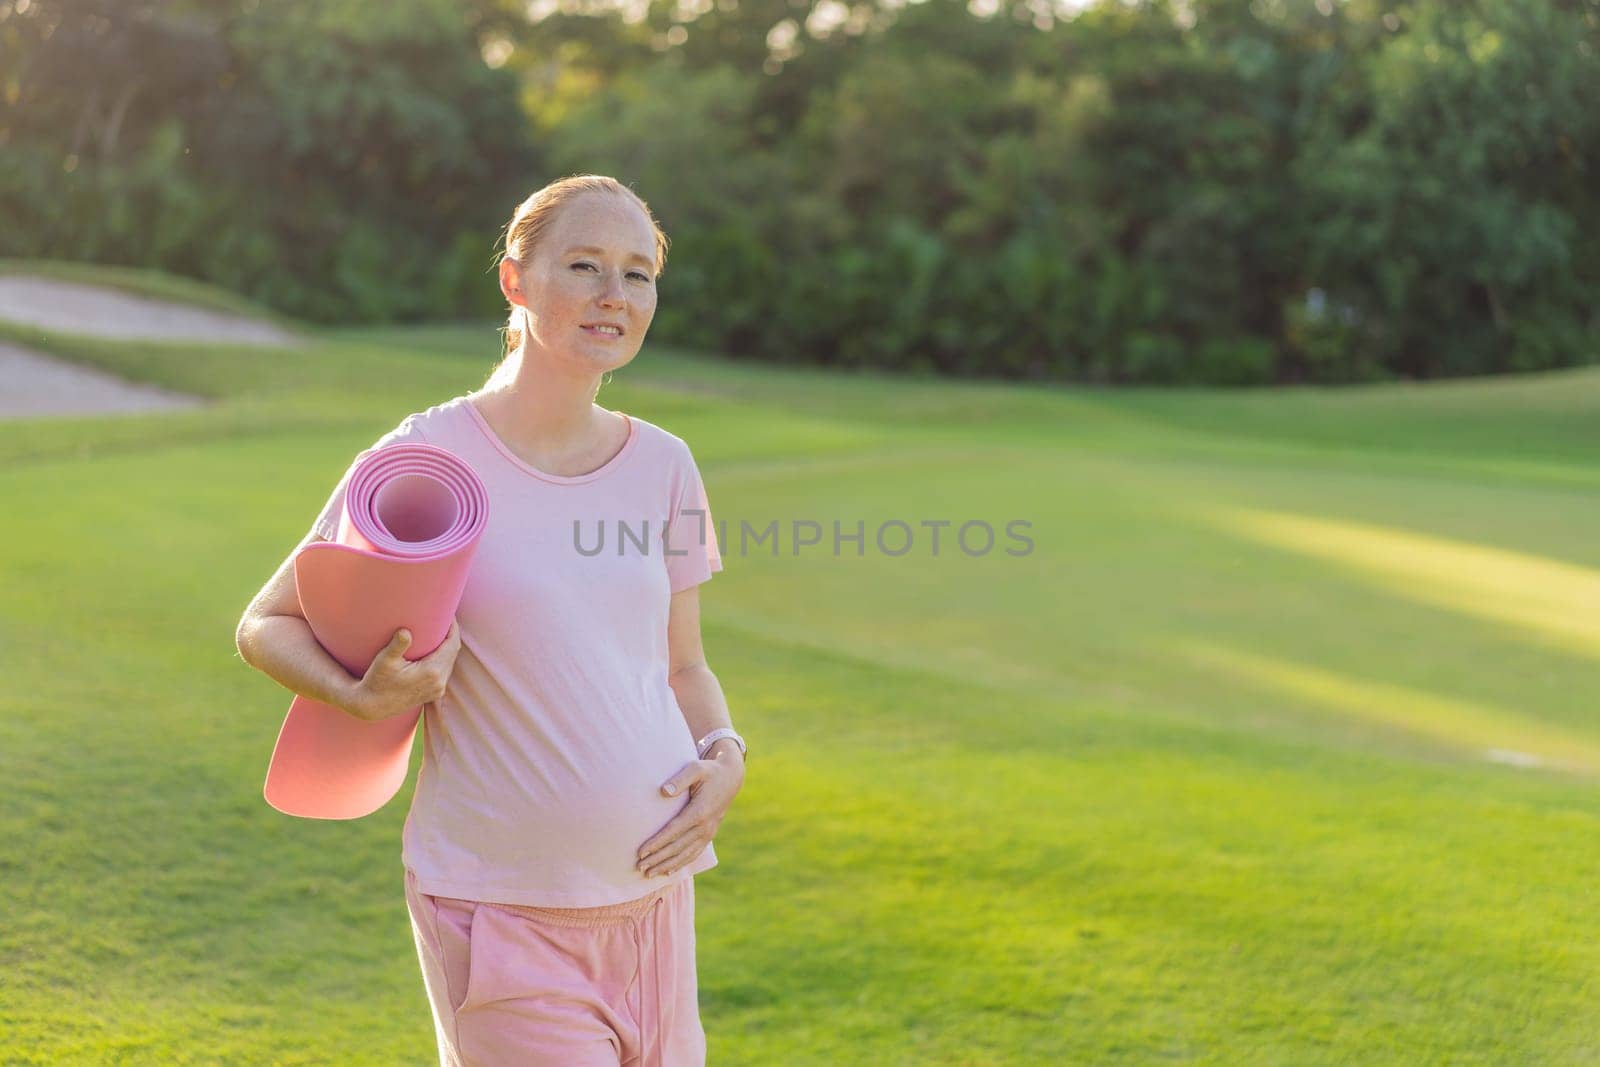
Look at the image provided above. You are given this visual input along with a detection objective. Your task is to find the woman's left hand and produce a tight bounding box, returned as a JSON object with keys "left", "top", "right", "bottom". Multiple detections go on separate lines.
{"left": 636, "top": 747, "right": 745, "bottom": 878}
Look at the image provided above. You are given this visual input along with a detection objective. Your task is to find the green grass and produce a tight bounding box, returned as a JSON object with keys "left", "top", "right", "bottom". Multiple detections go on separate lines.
{"left": 2, "top": 296, "right": 1599, "bottom": 1064}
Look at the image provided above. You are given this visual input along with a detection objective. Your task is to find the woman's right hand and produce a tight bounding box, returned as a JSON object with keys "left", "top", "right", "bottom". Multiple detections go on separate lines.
{"left": 347, "top": 619, "right": 463, "bottom": 722}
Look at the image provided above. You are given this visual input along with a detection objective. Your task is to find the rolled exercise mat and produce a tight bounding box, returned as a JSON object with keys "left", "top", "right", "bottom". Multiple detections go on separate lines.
{"left": 264, "top": 443, "right": 488, "bottom": 820}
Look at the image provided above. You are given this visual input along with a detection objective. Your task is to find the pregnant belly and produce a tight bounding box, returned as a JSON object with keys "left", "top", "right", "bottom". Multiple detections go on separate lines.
{"left": 408, "top": 727, "right": 704, "bottom": 893}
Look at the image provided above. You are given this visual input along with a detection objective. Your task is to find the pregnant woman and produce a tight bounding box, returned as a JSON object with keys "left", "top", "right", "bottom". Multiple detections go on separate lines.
{"left": 235, "top": 174, "right": 746, "bottom": 1066}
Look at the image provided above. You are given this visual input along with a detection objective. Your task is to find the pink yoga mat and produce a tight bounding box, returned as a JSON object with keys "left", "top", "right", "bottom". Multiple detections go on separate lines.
{"left": 264, "top": 443, "right": 489, "bottom": 820}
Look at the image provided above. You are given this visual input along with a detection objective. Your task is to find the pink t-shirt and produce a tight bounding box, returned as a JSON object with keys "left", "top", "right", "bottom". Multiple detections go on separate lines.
{"left": 309, "top": 395, "right": 724, "bottom": 907}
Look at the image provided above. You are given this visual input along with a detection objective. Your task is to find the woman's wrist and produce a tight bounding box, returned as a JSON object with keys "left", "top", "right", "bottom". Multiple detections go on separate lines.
{"left": 695, "top": 726, "right": 746, "bottom": 761}
{"left": 336, "top": 676, "right": 375, "bottom": 721}
{"left": 705, "top": 737, "right": 745, "bottom": 765}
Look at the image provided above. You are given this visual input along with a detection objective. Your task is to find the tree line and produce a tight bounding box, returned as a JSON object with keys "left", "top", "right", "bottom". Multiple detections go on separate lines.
{"left": 2, "top": 0, "right": 1595, "bottom": 383}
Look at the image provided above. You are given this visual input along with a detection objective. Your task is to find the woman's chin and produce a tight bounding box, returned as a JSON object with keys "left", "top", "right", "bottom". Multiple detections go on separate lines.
{"left": 586, "top": 347, "right": 639, "bottom": 373}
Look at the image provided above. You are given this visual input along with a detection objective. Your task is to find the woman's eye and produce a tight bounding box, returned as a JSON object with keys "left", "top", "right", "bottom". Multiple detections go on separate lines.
{"left": 573, "top": 262, "right": 651, "bottom": 282}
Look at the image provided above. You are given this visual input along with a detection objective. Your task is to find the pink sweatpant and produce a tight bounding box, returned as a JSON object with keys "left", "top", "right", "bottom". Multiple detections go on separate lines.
{"left": 403, "top": 868, "right": 707, "bottom": 1066}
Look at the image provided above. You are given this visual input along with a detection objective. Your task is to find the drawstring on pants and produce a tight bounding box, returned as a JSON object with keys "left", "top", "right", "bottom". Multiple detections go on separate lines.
{"left": 627, "top": 894, "right": 669, "bottom": 1067}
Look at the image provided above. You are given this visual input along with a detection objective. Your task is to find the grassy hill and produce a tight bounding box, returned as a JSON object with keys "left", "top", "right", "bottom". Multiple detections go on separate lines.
{"left": 2, "top": 292, "right": 1597, "bottom": 1063}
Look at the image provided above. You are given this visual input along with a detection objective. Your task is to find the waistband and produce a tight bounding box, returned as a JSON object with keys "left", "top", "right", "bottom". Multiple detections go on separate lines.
{"left": 482, "top": 879, "right": 681, "bottom": 928}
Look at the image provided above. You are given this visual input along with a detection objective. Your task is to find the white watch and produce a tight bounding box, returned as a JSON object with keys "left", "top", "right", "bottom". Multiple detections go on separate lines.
{"left": 696, "top": 727, "right": 747, "bottom": 761}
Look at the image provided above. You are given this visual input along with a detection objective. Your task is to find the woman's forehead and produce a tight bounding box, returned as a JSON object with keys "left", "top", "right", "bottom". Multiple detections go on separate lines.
{"left": 548, "top": 197, "right": 654, "bottom": 255}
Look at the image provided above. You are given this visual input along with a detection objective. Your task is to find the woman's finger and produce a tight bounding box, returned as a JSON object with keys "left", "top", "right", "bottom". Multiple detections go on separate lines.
{"left": 643, "top": 834, "right": 709, "bottom": 877}
{"left": 638, "top": 813, "right": 704, "bottom": 865}
{"left": 637, "top": 816, "right": 689, "bottom": 865}
{"left": 638, "top": 764, "right": 736, "bottom": 869}
{"left": 639, "top": 803, "right": 718, "bottom": 865}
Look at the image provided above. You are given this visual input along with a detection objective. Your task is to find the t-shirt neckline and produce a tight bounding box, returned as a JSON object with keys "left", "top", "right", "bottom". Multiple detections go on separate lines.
{"left": 460, "top": 395, "right": 638, "bottom": 485}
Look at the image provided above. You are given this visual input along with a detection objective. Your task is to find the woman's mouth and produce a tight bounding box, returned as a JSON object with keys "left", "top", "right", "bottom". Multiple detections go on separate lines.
{"left": 581, "top": 324, "right": 624, "bottom": 340}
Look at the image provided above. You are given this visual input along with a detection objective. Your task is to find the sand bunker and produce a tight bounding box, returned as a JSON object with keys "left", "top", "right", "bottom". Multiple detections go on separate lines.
{"left": 0, "top": 274, "right": 298, "bottom": 418}
{"left": 0, "top": 276, "right": 300, "bottom": 346}
{"left": 0, "top": 342, "right": 207, "bottom": 418}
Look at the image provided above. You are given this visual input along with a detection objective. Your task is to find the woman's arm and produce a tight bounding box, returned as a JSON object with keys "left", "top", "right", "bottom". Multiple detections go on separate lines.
{"left": 637, "top": 584, "right": 745, "bottom": 878}
{"left": 235, "top": 532, "right": 462, "bottom": 722}
{"left": 664, "top": 585, "right": 742, "bottom": 762}
{"left": 236, "top": 532, "right": 371, "bottom": 716}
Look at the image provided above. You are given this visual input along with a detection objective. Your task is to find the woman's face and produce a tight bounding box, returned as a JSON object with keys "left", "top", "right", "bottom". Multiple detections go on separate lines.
{"left": 502, "top": 192, "right": 658, "bottom": 380}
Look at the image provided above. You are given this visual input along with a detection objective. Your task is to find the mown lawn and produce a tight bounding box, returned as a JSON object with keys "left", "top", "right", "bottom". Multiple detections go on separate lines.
{"left": 2, "top": 289, "right": 1597, "bottom": 1064}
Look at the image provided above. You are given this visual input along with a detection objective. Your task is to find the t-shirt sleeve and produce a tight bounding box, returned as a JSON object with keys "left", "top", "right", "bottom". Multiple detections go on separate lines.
{"left": 664, "top": 442, "right": 723, "bottom": 594}
{"left": 308, "top": 413, "right": 429, "bottom": 541}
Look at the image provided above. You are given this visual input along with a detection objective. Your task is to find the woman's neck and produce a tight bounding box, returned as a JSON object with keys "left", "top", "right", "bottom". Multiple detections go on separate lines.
{"left": 471, "top": 358, "right": 626, "bottom": 477}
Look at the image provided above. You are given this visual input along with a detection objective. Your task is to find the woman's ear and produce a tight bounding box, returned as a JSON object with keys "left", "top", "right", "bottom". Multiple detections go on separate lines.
{"left": 499, "top": 256, "right": 527, "bottom": 306}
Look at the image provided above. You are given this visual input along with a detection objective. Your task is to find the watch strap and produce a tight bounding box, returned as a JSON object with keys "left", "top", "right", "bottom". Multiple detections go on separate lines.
{"left": 696, "top": 727, "right": 747, "bottom": 760}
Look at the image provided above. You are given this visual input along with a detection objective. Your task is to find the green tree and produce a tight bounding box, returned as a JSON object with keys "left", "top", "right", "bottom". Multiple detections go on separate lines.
{"left": 1297, "top": 0, "right": 1600, "bottom": 377}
